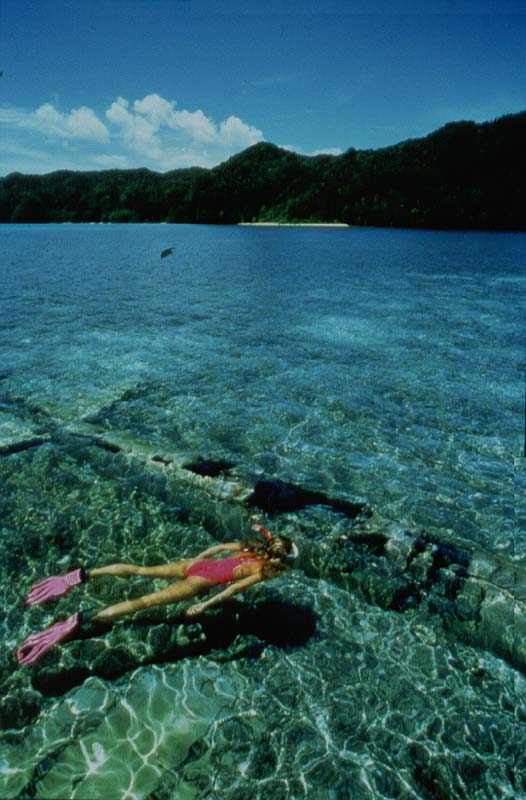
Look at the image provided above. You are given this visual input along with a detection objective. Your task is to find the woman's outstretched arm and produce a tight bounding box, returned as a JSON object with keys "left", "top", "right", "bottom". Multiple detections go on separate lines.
{"left": 194, "top": 541, "right": 244, "bottom": 559}
{"left": 186, "top": 572, "right": 263, "bottom": 616}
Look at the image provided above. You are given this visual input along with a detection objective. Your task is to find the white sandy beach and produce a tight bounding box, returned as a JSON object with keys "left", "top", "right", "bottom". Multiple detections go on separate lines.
{"left": 238, "top": 222, "right": 349, "bottom": 227}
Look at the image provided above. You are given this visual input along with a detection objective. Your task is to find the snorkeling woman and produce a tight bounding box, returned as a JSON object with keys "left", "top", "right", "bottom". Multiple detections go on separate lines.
{"left": 17, "top": 524, "right": 298, "bottom": 666}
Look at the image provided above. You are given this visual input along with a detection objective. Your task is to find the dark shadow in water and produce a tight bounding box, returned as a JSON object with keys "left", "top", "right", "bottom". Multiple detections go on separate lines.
{"left": 182, "top": 457, "right": 236, "bottom": 478}
{"left": 246, "top": 478, "right": 370, "bottom": 518}
{"left": 32, "top": 599, "right": 317, "bottom": 698}
{"left": 0, "top": 437, "right": 49, "bottom": 456}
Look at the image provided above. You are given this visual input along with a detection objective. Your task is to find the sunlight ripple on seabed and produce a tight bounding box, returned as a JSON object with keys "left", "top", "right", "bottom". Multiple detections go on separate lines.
{"left": 0, "top": 224, "right": 524, "bottom": 799}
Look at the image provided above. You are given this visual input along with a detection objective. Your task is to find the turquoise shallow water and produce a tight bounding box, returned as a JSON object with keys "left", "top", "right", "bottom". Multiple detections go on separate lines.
{"left": 0, "top": 224, "right": 525, "bottom": 798}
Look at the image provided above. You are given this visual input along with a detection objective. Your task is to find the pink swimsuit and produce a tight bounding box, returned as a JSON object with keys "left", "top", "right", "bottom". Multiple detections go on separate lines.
{"left": 186, "top": 554, "right": 263, "bottom": 584}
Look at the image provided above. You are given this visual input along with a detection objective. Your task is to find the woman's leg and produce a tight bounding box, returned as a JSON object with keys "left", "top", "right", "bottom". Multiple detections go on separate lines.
{"left": 88, "top": 559, "right": 194, "bottom": 581}
{"left": 91, "top": 576, "right": 211, "bottom": 622}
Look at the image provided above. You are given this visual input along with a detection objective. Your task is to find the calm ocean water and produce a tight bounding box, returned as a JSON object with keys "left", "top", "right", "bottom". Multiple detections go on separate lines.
{"left": 0, "top": 223, "right": 524, "bottom": 799}
{"left": 1, "top": 223, "right": 523, "bottom": 554}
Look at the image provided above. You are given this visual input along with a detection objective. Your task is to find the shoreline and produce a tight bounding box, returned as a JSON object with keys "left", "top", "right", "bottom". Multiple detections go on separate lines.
{"left": 238, "top": 221, "right": 349, "bottom": 227}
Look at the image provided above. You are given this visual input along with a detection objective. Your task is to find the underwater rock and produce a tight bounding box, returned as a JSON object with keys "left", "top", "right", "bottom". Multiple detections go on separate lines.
{"left": 0, "top": 437, "right": 49, "bottom": 456}
{"left": 55, "top": 431, "right": 526, "bottom": 676}
{"left": 152, "top": 454, "right": 173, "bottom": 465}
{"left": 246, "top": 478, "right": 370, "bottom": 518}
{"left": 317, "top": 524, "right": 526, "bottom": 675}
{"left": 183, "top": 457, "right": 235, "bottom": 478}
{"left": 4, "top": 422, "right": 525, "bottom": 700}
{"left": 90, "top": 436, "right": 122, "bottom": 454}
{"left": 63, "top": 430, "right": 123, "bottom": 454}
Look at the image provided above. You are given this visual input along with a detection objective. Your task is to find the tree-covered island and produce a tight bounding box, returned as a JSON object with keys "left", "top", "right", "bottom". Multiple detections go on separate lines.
{"left": 1, "top": 111, "right": 524, "bottom": 230}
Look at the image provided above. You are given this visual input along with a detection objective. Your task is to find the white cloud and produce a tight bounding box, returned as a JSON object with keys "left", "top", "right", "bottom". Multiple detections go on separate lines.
{"left": 0, "top": 139, "right": 56, "bottom": 175}
{"left": 35, "top": 104, "right": 109, "bottom": 142}
{"left": 105, "top": 96, "right": 131, "bottom": 126}
{"left": 133, "top": 93, "right": 175, "bottom": 126}
{"left": 219, "top": 115, "right": 263, "bottom": 148}
{"left": 106, "top": 96, "right": 161, "bottom": 158}
{"left": 172, "top": 109, "right": 217, "bottom": 143}
{"left": 0, "top": 93, "right": 265, "bottom": 173}
{"left": 129, "top": 94, "right": 218, "bottom": 143}
{"left": 67, "top": 107, "right": 110, "bottom": 142}
{"left": 280, "top": 144, "right": 343, "bottom": 157}
{"left": 1, "top": 102, "right": 110, "bottom": 143}
{"left": 113, "top": 94, "right": 263, "bottom": 150}
{"left": 310, "top": 147, "right": 343, "bottom": 156}
{"left": 104, "top": 93, "right": 264, "bottom": 166}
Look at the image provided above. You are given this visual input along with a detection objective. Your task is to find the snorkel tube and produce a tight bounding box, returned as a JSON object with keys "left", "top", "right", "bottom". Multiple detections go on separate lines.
{"left": 289, "top": 542, "right": 300, "bottom": 561}
{"left": 251, "top": 523, "right": 273, "bottom": 541}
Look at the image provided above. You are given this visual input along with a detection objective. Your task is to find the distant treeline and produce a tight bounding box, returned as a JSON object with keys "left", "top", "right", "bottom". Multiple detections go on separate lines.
{"left": 1, "top": 112, "right": 525, "bottom": 230}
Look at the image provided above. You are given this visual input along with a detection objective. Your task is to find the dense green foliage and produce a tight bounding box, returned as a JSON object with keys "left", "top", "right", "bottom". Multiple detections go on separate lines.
{"left": 1, "top": 112, "right": 524, "bottom": 229}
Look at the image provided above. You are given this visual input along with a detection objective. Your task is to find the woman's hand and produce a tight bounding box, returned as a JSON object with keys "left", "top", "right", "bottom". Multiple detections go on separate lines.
{"left": 186, "top": 602, "right": 207, "bottom": 617}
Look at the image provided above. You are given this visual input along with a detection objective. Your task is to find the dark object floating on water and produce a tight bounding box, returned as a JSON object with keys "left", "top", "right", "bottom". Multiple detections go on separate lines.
{"left": 183, "top": 457, "right": 235, "bottom": 478}
{"left": 247, "top": 478, "right": 370, "bottom": 518}
{"left": 161, "top": 247, "right": 174, "bottom": 259}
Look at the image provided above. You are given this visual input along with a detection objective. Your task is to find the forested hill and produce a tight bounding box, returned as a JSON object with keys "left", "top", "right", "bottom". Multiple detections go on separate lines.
{"left": 1, "top": 111, "right": 524, "bottom": 230}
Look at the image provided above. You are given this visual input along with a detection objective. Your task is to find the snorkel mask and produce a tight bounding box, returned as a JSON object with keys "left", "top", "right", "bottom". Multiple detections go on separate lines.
{"left": 251, "top": 524, "right": 299, "bottom": 561}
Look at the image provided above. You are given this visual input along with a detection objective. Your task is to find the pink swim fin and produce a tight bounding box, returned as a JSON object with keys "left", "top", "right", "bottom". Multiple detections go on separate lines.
{"left": 16, "top": 612, "right": 81, "bottom": 666}
{"left": 26, "top": 568, "right": 84, "bottom": 606}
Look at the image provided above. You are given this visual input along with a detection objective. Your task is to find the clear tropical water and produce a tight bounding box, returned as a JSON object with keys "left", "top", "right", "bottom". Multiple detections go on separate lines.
{"left": 0, "top": 223, "right": 524, "bottom": 799}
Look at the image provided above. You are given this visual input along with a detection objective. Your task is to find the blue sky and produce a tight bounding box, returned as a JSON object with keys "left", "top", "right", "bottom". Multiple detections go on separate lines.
{"left": 0, "top": 0, "right": 524, "bottom": 175}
